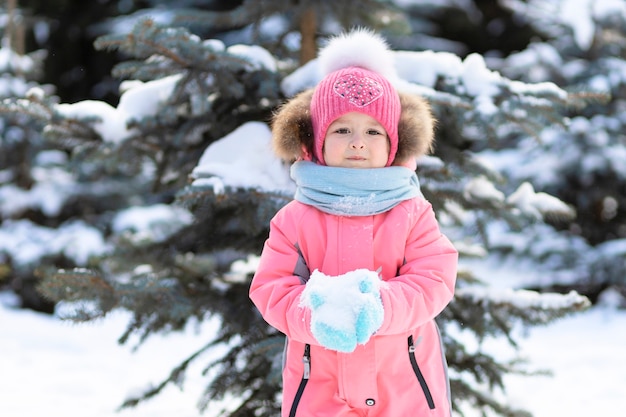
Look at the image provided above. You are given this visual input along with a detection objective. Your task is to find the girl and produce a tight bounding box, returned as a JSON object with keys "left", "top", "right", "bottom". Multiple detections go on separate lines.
{"left": 250, "top": 30, "right": 458, "bottom": 417}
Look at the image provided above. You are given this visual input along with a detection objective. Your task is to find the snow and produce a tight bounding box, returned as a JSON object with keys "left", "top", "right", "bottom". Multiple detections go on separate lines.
{"left": 300, "top": 268, "right": 384, "bottom": 333}
{"left": 559, "top": 0, "right": 626, "bottom": 50}
{"left": 2, "top": 290, "right": 625, "bottom": 417}
{"left": 0, "top": 174, "right": 70, "bottom": 217}
{"left": 504, "top": 0, "right": 626, "bottom": 51}
{"left": 0, "top": 219, "right": 108, "bottom": 266}
{"left": 0, "top": 41, "right": 34, "bottom": 73}
{"left": 457, "top": 286, "right": 586, "bottom": 310}
{"left": 56, "top": 75, "right": 181, "bottom": 143}
{"left": 461, "top": 54, "right": 502, "bottom": 97}
{"left": 112, "top": 204, "right": 195, "bottom": 243}
{"left": 226, "top": 44, "right": 277, "bottom": 72}
{"left": 281, "top": 40, "right": 569, "bottom": 107}
{"left": 393, "top": 49, "right": 463, "bottom": 88}
{"left": 464, "top": 305, "right": 626, "bottom": 417}
{"left": 4, "top": 107, "right": 618, "bottom": 413}
{"left": 0, "top": 291, "right": 223, "bottom": 417}
{"left": 190, "top": 122, "right": 293, "bottom": 194}
{"left": 2, "top": 8, "right": 626, "bottom": 416}
{"left": 507, "top": 182, "right": 574, "bottom": 220}
{"left": 463, "top": 176, "right": 505, "bottom": 204}
{"left": 595, "top": 238, "right": 626, "bottom": 257}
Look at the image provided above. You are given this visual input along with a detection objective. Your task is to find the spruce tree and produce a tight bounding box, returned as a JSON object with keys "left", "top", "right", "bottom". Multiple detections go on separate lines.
{"left": 0, "top": 2, "right": 601, "bottom": 416}
{"left": 487, "top": 0, "right": 626, "bottom": 305}
{"left": 0, "top": 0, "right": 61, "bottom": 313}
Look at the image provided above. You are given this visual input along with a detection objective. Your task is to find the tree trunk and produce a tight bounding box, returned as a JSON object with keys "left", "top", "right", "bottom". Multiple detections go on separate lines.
{"left": 299, "top": 7, "right": 317, "bottom": 65}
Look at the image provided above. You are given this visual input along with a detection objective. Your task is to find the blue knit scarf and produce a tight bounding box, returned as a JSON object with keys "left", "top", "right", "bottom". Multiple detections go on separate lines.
{"left": 290, "top": 161, "right": 422, "bottom": 216}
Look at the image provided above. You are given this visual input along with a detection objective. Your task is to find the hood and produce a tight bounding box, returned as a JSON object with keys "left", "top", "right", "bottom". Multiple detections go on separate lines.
{"left": 270, "top": 88, "right": 436, "bottom": 166}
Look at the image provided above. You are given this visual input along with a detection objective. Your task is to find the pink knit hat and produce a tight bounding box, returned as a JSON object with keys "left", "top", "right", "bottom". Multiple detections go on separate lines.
{"left": 310, "top": 66, "right": 402, "bottom": 167}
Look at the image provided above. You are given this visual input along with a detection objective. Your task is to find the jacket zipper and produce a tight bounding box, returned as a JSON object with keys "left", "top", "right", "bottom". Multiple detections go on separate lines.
{"left": 408, "top": 335, "right": 435, "bottom": 410}
{"left": 288, "top": 343, "right": 311, "bottom": 417}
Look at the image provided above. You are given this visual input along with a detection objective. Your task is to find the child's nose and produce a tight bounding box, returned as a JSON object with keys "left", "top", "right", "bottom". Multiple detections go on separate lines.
{"left": 350, "top": 134, "right": 366, "bottom": 148}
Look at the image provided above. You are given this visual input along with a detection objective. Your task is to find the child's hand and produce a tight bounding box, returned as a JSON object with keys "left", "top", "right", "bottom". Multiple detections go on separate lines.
{"left": 311, "top": 320, "right": 358, "bottom": 353}
{"left": 354, "top": 274, "right": 384, "bottom": 344}
{"left": 300, "top": 269, "right": 384, "bottom": 352}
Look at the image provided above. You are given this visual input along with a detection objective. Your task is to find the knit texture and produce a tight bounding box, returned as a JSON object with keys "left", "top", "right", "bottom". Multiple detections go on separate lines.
{"left": 290, "top": 160, "right": 421, "bottom": 216}
{"left": 310, "top": 66, "right": 402, "bottom": 166}
{"left": 300, "top": 268, "right": 385, "bottom": 352}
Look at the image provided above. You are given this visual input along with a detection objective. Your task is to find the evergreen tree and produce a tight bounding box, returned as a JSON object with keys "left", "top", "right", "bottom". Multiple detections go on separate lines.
{"left": 0, "top": 0, "right": 61, "bottom": 313}
{"left": 484, "top": 0, "right": 626, "bottom": 304}
{"left": 1, "top": 1, "right": 605, "bottom": 416}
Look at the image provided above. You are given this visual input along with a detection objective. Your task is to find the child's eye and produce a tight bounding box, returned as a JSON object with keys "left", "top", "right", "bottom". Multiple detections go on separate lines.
{"left": 334, "top": 127, "right": 350, "bottom": 134}
{"left": 367, "top": 129, "right": 383, "bottom": 135}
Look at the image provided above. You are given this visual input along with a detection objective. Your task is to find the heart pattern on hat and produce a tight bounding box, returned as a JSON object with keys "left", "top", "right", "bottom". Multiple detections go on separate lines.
{"left": 333, "top": 74, "right": 384, "bottom": 107}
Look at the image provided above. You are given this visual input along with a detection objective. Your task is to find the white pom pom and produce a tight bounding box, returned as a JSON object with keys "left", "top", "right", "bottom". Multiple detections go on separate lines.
{"left": 318, "top": 28, "right": 398, "bottom": 79}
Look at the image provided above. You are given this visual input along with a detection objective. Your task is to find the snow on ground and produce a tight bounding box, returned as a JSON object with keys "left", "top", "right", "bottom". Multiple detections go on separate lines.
{"left": 0, "top": 291, "right": 226, "bottom": 417}
{"left": 501, "top": 306, "right": 626, "bottom": 416}
{"left": 1, "top": 290, "right": 625, "bottom": 417}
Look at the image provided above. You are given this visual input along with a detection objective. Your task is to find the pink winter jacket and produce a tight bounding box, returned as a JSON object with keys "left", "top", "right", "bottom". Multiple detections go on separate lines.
{"left": 250, "top": 197, "right": 458, "bottom": 417}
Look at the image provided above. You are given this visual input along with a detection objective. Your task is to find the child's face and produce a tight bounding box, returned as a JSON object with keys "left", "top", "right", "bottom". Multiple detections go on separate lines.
{"left": 322, "top": 112, "right": 390, "bottom": 168}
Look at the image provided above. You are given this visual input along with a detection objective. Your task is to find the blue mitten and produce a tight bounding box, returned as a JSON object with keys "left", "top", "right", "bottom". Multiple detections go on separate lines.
{"left": 300, "top": 269, "right": 384, "bottom": 352}
{"left": 355, "top": 275, "right": 384, "bottom": 344}
{"left": 311, "top": 321, "right": 358, "bottom": 353}
{"left": 302, "top": 284, "right": 358, "bottom": 352}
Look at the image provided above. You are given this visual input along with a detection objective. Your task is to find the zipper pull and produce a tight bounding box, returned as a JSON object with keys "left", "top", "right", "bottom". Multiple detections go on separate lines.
{"left": 303, "top": 344, "right": 311, "bottom": 379}
{"left": 408, "top": 334, "right": 423, "bottom": 353}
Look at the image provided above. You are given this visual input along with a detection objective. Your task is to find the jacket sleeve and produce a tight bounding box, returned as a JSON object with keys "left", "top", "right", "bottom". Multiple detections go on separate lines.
{"left": 249, "top": 206, "right": 315, "bottom": 344}
{"left": 377, "top": 201, "right": 458, "bottom": 335}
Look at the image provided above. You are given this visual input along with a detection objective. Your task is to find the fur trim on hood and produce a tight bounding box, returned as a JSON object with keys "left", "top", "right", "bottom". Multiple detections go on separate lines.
{"left": 271, "top": 88, "right": 436, "bottom": 166}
